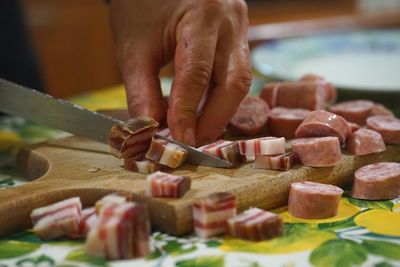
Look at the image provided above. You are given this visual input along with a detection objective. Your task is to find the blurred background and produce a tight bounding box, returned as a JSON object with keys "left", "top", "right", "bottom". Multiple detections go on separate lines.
{"left": 2, "top": 0, "right": 400, "bottom": 98}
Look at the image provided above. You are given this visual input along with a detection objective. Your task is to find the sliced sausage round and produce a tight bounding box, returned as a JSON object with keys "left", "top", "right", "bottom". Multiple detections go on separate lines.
{"left": 299, "top": 74, "right": 337, "bottom": 104}
{"left": 269, "top": 107, "right": 310, "bottom": 139}
{"left": 348, "top": 122, "right": 360, "bottom": 132}
{"left": 291, "top": 136, "right": 341, "bottom": 167}
{"left": 329, "top": 100, "right": 374, "bottom": 125}
{"left": 288, "top": 181, "right": 343, "bottom": 219}
{"left": 295, "top": 110, "right": 351, "bottom": 144}
{"left": 229, "top": 96, "right": 269, "bottom": 136}
{"left": 346, "top": 129, "right": 386, "bottom": 156}
{"left": 351, "top": 162, "right": 400, "bottom": 200}
{"left": 371, "top": 103, "right": 394, "bottom": 117}
{"left": 366, "top": 115, "right": 400, "bottom": 144}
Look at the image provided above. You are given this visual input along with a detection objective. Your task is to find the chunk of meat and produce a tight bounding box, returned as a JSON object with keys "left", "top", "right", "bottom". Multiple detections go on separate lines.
{"left": 229, "top": 96, "right": 269, "bottom": 136}
{"left": 227, "top": 208, "right": 283, "bottom": 241}
{"left": 198, "top": 140, "right": 243, "bottom": 165}
{"left": 329, "top": 100, "right": 374, "bottom": 125}
{"left": 145, "top": 137, "right": 188, "bottom": 168}
{"left": 292, "top": 137, "right": 341, "bottom": 167}
{"left": 31, "top": 197, "right": 82, "bottom": 225}
{"left": 299, "top": 74, "right": 337, "bottom": 104}
{"left": 95, "top": 194, "right": 129, "bottom": 215}
{"left": 193, "top": 192, "right": 236, "bottom": 238}
{"left": 295, "top": 110, "right": 351, "bottom": 144}
{"left": 366, "top": 115, "right": 400, "bottom": 144}
{"left": 351, "top": 162, "right": 400, "bottom": 200}
{"left": 69, "top": 207, "right": 97, "bottom": 239}
{"left": 371, "top": 103, "right": 394, "bottom": 117}
{"left": 348, "top": 122, "right": 360, "bottom": 132}
{"left": 238, "top": 137, "right": 286, "bottom": 156}
{"left": 254, "top": 152, "right": 297, "bottom": 170}
{"left": 108, "top": 117, "right": 159, "bottom": 159}
{"left": 346, "top": 129, "right": 386, "bottom": 156}
{"left": 145, "top": 171, "right": 191, "bottom": 198}
{"left": 124, "top": 158, "right": 162, "bottom": 174}
{"left": 269, "top": 107, "right": 310, "bottom": 139}
{"left": 288, "top": 181, "right": 343, "bottom": 219}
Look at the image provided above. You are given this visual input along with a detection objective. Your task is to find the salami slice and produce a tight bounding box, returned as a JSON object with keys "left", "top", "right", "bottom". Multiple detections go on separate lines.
{"left": 288, "top": 181, "right": 343, "bottom": 219}
{"left": 269, "top": 107, "right": 310, "bottom": 139}
{"left": 229, "top": 96, "right": 269, "bottom": 136}
{"left": 292, "top": 137, "right": 341, "bottom": 167}
{"left": 351, "top": 162, "right": 400, "bottom": 200}
{"left": 299, "top": 74, "right": 337, "bottom": 104}
{"left": 254, "top": 152, "right": 297, "bottom": 171}
{"left": 366, "top": 115, "right": 400, "bottom": 144}
{"left": 329, "top": 100, "right": 374, "bottom": 125}
{"left": 346, "top": 129, "right": 386, "bottom": 156}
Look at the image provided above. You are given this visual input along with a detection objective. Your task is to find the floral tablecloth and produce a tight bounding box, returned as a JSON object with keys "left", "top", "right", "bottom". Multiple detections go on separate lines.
{"left": 0, "top": 84, "right": 400, "bottom": 267}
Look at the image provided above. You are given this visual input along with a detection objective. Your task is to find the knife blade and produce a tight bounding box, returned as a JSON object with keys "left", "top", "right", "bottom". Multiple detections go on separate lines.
{"left": 0, "top": 78, "right": 232, "bottom": 168}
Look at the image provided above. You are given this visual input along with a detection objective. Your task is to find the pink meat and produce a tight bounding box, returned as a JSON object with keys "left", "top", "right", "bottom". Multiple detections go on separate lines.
{"left": 31, "top": 197, "right": 82, "bottom": 225}
{"left": 295, "top": 110, "right": 351, "bottom": 144}
{"left": 292, "top": 137, "right": 341, "bottom": 167}
{"left": 269, "top": 107, "right": 310, "bottom": 139}
{"left": 227, "top": 208, "right": 283, "bottom": 241}
{"left": 351, "top": 162, "right": 400, "bottom": 200}
{"left": 288, "top": 181, "right": 343, "bottom": 219}
{"left": 69, "top": 207, "right": 97, "bottom": 239}
{"left": 348, "top": 122, "right": 360, "bottom": 132}
{"left": 198, "top": 140, "right": 243, "bottom": 165}
{"left": 366, "top": 115, "right": 400, "bottom": 144}
{"left": 346, "top": 129, "right": 386, "bottom": 156}
{"left": 254, "top": 152, "right": 297, "bottom": 170}
{"left": 145, "top": 171, "right": 191, "bottom": 198}
{"left": 238, "top": 137, "right": 286, "bottom": 156}
{"left": 229, "top": 96, "right": 269, "bottom": 136}
{"left": 95, "top": 194, "right": 130, "bottom": 215}
{"left": 329, "top": 100, "right": 374, "bottom": 125}
{"left": 145, "top": 137, "right": 188, "bottom": 168}
{"left": 371, "top": 104, "right": 394, "bottom": 117}
{"left": 299, "top": 74, "right": 337, "bottom": 104}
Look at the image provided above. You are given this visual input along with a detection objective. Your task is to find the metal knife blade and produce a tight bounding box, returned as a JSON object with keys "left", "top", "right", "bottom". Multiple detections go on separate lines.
{"left": 0, "top": 78, "right": 232, "bottom": 168}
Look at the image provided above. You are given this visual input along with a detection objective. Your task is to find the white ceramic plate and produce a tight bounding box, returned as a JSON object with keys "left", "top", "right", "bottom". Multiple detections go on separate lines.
{"left": 252, "top": 30, "right": 400, "bottom": 92}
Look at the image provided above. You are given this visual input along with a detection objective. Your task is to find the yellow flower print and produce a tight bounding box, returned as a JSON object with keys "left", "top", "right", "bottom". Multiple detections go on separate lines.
{"left": 355, "top": 209, "right": 400, "bottom": 236}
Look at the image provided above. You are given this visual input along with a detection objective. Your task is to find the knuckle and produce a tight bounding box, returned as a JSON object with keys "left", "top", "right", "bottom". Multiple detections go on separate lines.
{"left": 181, "top": 62, "right": 212, "bottom": 89}
{"left": 231, "top": 0, "right": 248, "bottom": 18}
{"left": 229, "top": 69, "right": 252, "bottom": 97}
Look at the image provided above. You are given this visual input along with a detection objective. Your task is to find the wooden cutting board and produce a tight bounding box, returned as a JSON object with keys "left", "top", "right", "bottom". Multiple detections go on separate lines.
{"left": 1, "top": 136, "right": 399, "bottom": 237}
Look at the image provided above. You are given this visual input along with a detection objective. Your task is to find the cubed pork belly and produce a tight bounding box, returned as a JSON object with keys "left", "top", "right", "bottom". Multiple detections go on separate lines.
{"left": 198, "top": 140, "right": 243, "bottom": 165}
{"left": 145, "top": 171, "right": 191, "bottom": 198}
{"left": 69, "top": 207, "right": 97, "bottom": 239}
{"left": 238, "top": 137, "right": 285, "bottom": 156}
{"left": 95, "top": 193, "right": 130, "bottom": 215}
{"left": 254, "top": 152, "right": 297, "bottom": 170}
{"left": 145, "top": 137, "right": 188, "bottom": 168}
{"left": 31, "top": 197, "right": 82, "bottom": 225}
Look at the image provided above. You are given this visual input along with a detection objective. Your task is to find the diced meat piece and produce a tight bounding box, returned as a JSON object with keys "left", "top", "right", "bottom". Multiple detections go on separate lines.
{"left": 33, "top": 206, "right": 81, "bottom": 240}
{"left": 295, "top": 110, "right": 351, "bottom": 144}
{"left": 288, "top": 181, "right": 343, "bottom": 219}
{"left": 371, "top": 103, "right": 394, "bottom": 117}
{"left": 198, "top": 140, "right": 243, "bottom": 165}
{"left": 346, "top": 129, "right": 386, "bottom": 156}
{"left": 95, "top": 194, "right": 129, "bottom": 215}
{"left": 145, "top": 171, "right": 191, "bottom": 198}
{"left": 292, "top": 137, "right": 341, "bottom": 167}
{"left": 348, "top": 122, "right": 360, "bottom": 132}
{"left": 254, "top": 152, "right": 297, "bottom": 170}
{"left": 366, "top": 115, "right": 400, "bottom": 144}
{"left": 145, "top": 137, "right": 188, "bottom": 168}
{"left": 238, "top": 137, "right": 285, "bottom": 156}
{"left": 85, "top": 202, "right": 150, "bottom": 260}
{"left": 31, "top": 197, "right": 82, "bottom": 225}
{"left": 157, "top": 128, "right": 173, "bottom": 139}
{"left": 269, "top": 107, "right": 310, "bottom": 139}
{"left": 329, "top": 100, "right": 374, "bottom": 125}
{"left": 351, "top": 162, "right": 400, "bottom": 200}
{"left": 229, "top": 96, "right": 269, "bottom": 136}
{"left": 69, "top": 207, "right": 97, "bottom": 239}
{"left": 227, "top": 208, "right": 283, "bottom": 241}
{"left": 193, "top": 192, "right": 236, "bottom": 238}
{"left": 97, "top": 109, "right": 130, "bottom": 121}
{"left": 124, "top": 158, "right": 162, "bottom": 174}
{"left": 108, "top": 117, "right": 159, "bottom": 159}
{"left": 260, "top": 82, "right": 326, "bottom": 110}
{"left": 299, "top": 74, "right": 337, "bottom": 104}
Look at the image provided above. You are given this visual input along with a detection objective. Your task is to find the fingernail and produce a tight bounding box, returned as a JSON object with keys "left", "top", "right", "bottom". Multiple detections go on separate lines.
{"left": 183, "top": 128, "right": 196, "bottom": 147}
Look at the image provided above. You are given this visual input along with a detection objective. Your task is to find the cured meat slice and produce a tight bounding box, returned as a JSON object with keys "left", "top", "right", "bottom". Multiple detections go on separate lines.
{"left": 371, "top": 104, "right": 394, "bottom": 117}
{"left": 260, "top": 82, "right": 325, "bottom": 110}
{"left": 145, "top": 171, "right": 191, "bottom": 198}
{"left": 69, "top": 207, "right": 97, "bottom": 239}
{"left": 238, "top": 137, "right": 285, "bottom": 156}
{"left": 85, "top": 202, "right": 150, "bottom": 260}
{"left": 192, "top": 192, "right": 236, "bottom": 238}
{"left": 229, "top": 96, "right": 269, "bottom": 136}
{"left": 145, "top": 137, "right": 188, "bottom": 168}
{"left": 351, "top": 162, "right": 400, "bottom": 200}
{"left": 346, "top": 129, "right": 386, "bottom": 156}
{"left": 329, "top": 100, "right": 374, "bottom": 125}
{"left": 124, "top": 158, "right": 162, "bottom": 174}
{"left": 292, "top": 137, "right": 341, "bottom": 167}
{"left": 348, "top": 122, "right": 360, "bottom": 132}
{"left": 95, "top": 194, "right": 129, "bottom": 215}
{"left": 299, "top": 74, "right": 337, "bottom": 104}
{"left": 254, "top": 152, "right": 297, "bottom": 170}
{"left": 288, "top": 181, "right": 343, "bottom": 219}
{"left": 366, "top": 115, "right": 400, "bottom": 144}
{"left": 227, "top": 208, "right": 283, "bottom": 241}
{"left": 295, "top": 110, "right": 351, "bottom": 144}
{"left": 269, "top": 107, "right": 310, "bottom": 139}
{"left": 31, "top": 197, "right": 82, "bottom": 225}
{"left": 108, "top": 117, "right": 159, "bottom": 159}
{"left": 198, "top": 140, "right": 243, "bottom": 165}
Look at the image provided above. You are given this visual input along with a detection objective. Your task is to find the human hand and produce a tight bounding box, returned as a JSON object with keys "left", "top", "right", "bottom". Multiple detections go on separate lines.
{"left": 110, "top": 0, "right": 252, "bottom": 146}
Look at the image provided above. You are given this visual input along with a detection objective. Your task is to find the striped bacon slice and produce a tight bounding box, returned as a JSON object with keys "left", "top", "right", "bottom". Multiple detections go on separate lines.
{"left": 31, "top": 197, "right": 82, "bottom": 225}
{"left": 192, "top": 192, "right": 236, "bottom": 238}
{"left": 69, "top": 207, "right": 97, "bottom": 239}
{"left": 227, "top": 208, "right": 283, "bottom": 241}
{"left": 108, "top": 117, "right": 159, "bottom": 159}
{"left": 254, "top": 152, "right": 297, "bottom": 171}
{"left": 145, "top": 171, "right": 191, "bottom": 198}
{"left": 145, "top": 137, "right": 188, "bottom": 168}
{"left": 198, "top": 140, "right": 243, "bottom": 165}
{"left": 238, "top": 137, "right": 285, "bottom": 156}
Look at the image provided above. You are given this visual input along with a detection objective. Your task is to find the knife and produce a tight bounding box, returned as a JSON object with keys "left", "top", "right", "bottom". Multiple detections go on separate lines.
{"left": 0, "top": 78, "right": 232, "bottom": 168}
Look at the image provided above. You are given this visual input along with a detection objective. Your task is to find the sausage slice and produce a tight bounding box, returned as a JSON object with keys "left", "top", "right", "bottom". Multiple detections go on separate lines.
{"left": 346, "top": 129, "right": 386, "bottom": 156}
{"left": 292, "top": 137, "right": 341, "bottom": 167}
{"left": 366, "top": 115, "right": 400, "bottom": 144}
{"left": 269, "top": 107, "right": 310, "bottom": 139}
{"left": 329, "top": 100, "right": 374, "bottom": 125}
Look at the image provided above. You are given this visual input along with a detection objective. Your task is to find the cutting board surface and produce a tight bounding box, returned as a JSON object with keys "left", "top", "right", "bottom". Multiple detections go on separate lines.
{"left": 1, "top": 136, "right": 399, "bottom": 237}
